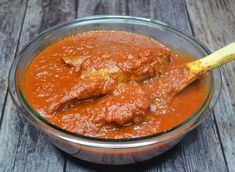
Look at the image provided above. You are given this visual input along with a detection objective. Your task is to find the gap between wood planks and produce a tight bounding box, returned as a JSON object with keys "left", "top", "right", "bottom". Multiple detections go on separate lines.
{"left": 0, "top": 0, "right": 29, "bottom": 130}
{"left": 185, "top": 0, "right": 235, "bottom": 171}
{"left": 2, "top": 1, "right": 229, "bottom": 170}
{"left": 64, "top": 1, "right": 228, "bottom": 171}
{"left": 185, "top": 1, "right": 229, "bottom": 171}
{"left": 0, "top": 0, "right": 76, "bottom": 171}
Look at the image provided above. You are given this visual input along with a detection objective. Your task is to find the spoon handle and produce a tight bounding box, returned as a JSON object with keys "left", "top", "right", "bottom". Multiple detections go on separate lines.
{"left": 187, "top": 42, "right": 235, "bottom": 73}
{"left": 178, "top": 42, "right": 235, "bottom": 92}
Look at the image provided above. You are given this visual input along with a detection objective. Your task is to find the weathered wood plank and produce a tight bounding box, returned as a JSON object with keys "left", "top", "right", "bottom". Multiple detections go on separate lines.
{"left": 0, "top": 0, "right": 27, "bottom": 127}
{"left": 19, "top": 0, "right": 76, "bottom": 49}
{"left": 0, "top": 0, "right": 76, "bottom": 171}
{"left": 0, "top": 0, "right": 28, "bottom": 170}
{"left": 0, "top": 0, "right": 231, "bottom": 171}
{"left": 186, "top": 0, "right": 235, "bottom": 171}
{"left": 66, "top": 1, "right": 227, "bottom": 171}
{"left": 76, "top": 0, "right": 127, "bottom": 17}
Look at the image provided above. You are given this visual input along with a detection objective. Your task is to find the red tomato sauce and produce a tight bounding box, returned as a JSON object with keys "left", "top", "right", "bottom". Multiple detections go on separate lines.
{"left": 24, "top": 31, "right": 208, "bottom": 139}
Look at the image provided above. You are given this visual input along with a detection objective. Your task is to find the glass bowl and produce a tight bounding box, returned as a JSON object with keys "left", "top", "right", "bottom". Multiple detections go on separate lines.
{"left": 9, "top": 16, "right": 222, "bottom": 165}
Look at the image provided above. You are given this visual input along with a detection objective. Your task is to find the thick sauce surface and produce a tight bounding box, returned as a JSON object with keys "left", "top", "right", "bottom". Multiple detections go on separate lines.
{"left": 24, "top": 31, "right": 208, "bottom": 139}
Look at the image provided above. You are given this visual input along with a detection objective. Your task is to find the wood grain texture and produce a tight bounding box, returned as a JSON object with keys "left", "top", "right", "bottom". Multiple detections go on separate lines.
{"left": 186, "top": 0, "right": 235, "bottom": 171}
{"left": 76, "top": 0, "right": 127, "bottom": 17}
{"left": 0, "top": 0, "right": 233, "bottom": 171}
{"left": 65, "top": 1, "right": 227, "bottom": 171}
{"left": 0, "top": 0, "right": 27, "bottom": 128}
{"left": 0, "top": 0, "right": 76, "bottom": 171}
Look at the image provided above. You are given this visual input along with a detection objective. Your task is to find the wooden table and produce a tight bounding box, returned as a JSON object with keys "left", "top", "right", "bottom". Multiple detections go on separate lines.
{"left": 0, "top": 0, "right": 234, "bottom": 171}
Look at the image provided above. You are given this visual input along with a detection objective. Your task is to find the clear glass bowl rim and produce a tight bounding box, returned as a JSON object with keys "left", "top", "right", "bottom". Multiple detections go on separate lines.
{"left": 8, "top": 15, "right": 222, "bottom": 149}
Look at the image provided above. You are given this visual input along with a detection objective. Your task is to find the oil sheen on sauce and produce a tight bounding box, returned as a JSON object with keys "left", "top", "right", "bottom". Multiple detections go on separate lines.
{"left": 24, "top": 31, "right": 208, "bottom": 139}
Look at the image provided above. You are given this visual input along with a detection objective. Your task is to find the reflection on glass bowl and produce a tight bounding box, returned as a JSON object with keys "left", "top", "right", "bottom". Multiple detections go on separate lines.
{"left": 9, "top": 16, "right": 222, "bottom": 165}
